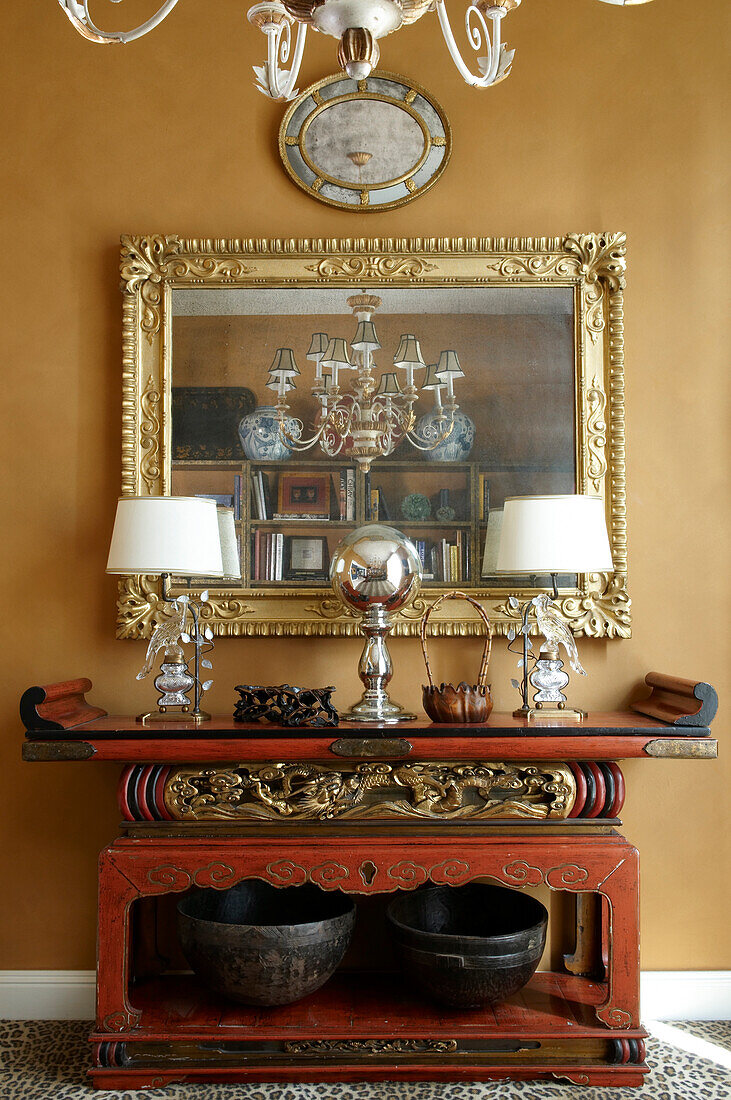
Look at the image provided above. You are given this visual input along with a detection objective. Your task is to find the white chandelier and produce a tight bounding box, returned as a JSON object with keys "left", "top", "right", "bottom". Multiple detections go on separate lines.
{"left": 268, "top": 293, "right": 462, "bottom": 472}
{"left": 59, "top": 1, "right": 654, "bottom": 101}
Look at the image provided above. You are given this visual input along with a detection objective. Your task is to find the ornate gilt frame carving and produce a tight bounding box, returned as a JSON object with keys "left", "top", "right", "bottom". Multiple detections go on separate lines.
{"left": 162, "top": 761, "right": 576, "bottom": 823}
{"left": 118, "top": 234, "right": 630, "bottom": 639}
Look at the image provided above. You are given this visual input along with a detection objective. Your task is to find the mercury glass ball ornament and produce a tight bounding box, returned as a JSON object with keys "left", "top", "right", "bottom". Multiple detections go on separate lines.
{"left": 330, "top": 523, "right": 422, "bottom": 614}
{"left": 330, "top": 523, "right": 422, "bottom": 722}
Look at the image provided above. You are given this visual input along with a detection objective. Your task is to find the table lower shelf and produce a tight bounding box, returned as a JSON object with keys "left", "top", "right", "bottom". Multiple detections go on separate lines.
{"left": 90, "top": 971, "right": 648, "bottom": 1088}
{"left": 118, "top": 970, "right": 612, "bottom": 1039}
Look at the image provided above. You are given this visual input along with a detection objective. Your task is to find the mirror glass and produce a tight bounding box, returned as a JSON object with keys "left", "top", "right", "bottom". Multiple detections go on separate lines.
{"left": 170, "top": 285, "right": 577, "bottom": 591}
{"left": 304, "top": 100, "right": 427, "bottom": 185}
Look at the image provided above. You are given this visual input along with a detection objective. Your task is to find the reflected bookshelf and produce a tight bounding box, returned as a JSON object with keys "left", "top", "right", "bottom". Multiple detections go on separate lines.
{"left": 171, "top": 457, "right": 570, "bottom": 590}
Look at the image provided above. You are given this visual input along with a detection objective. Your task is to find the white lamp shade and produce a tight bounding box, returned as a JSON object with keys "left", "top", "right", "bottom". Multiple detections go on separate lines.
{"left": 106, "top": 496, "right": 224, "bottom": 576}
{"left": 496, "top": 495, "right": 614, "bottom": 574}
{"left": 216, "top": 507, "right": 242, "bottom": 580}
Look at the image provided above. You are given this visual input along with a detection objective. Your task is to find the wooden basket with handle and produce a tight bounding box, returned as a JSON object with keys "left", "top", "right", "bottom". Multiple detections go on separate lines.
{"left": 420, "top": 591, "right": 493, "bottom": 724}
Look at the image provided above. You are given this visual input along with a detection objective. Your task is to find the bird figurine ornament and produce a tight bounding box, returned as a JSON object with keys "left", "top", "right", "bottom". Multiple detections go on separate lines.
{"left": 136, "top": 597, "right": 188, "bottom": 681}
{"left": 134, "top": 593, "right": 215, "bottom": 724}
{"left": 532, "top": 594, "right": 586, "bottom": 677}
{"left": 527, "top": 594, "right": 588, "bottom": 720}
{"left": 507, "top": 592, "right": 589, "bottom": 721}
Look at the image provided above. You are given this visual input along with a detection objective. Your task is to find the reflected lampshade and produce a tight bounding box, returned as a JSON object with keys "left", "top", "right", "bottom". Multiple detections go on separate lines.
{"left": 351, "top": 320, "right": 381, "bottom": 352}
{"left": 376, "top": 372, "right": 401, "bottom": 397}
{"left": 321, "top": 337, "right": 353, "bottom": 369}
{"left": 496, "top": 495, "right": 614, "bottom": 575}
{"left": 393, "top": 334, "right": 425, "bottom": 370}
{"left": 266, "top": 372, "right": 296, "bottom": 393}
{"left": 435, "top": 350, "right": 464, "bottom": 380}
{"left": 307, "top": 332, "right": 329, "bottom": 359}
{"left": 216, "top": 507, "right": 242, "bottom": 580}
{"left": 421, "top": 363, "right": 446, "bottom": 390}
{"left": 269, "top": 347, "right": 300, "bottom": 377}
{"left": 106, "top": 496, "right": 224, "bottom": 577}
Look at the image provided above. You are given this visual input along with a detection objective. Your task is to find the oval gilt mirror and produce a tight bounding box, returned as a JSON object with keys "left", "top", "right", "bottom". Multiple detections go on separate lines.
{"left": 279, "top": 72, "right": 451, "bottom": 210}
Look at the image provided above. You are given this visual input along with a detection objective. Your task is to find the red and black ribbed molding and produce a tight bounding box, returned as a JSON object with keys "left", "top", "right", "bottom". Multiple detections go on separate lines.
{"left": 609, "top": 1037, "right": 646, "bottom": 1065}
{"left": 94, "top": 1041, "right": 128, "bottom": 1068}
{"left": 118, "top": 764, "right": 175, "bottom": 822}
{"left": 568, "top": 761, "right": 625, "bottom": 819}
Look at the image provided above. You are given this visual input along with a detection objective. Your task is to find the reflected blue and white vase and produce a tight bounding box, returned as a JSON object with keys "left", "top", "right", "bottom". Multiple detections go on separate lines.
{"left": 417, "top": 409, "right": 476, "bottom": 463}
{"left": 238, "top": 406, "right": 300, "bottom": 461}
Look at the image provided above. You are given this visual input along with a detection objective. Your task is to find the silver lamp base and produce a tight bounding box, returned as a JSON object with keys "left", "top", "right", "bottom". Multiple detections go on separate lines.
{"left": 341, "top": 604, "right": 415, "bottom": 724}
{"left": 341, "top": 696, "right": 416, "bottom": 724}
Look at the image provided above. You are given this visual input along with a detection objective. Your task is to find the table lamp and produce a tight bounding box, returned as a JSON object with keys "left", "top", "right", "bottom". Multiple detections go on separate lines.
{"left": 495, "top": 495, "right": 613, "bottom": 720}
{"left": 106, "top": 496, "right": 239, "bottom": 723}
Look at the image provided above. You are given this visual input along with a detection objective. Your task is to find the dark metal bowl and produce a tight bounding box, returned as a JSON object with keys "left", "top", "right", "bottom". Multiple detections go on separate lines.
{"left": 387, "top": 883, "right": 547, "bottom": 1008}
{"left": 177, "top": 880, "right": 355, "bottom": 1006}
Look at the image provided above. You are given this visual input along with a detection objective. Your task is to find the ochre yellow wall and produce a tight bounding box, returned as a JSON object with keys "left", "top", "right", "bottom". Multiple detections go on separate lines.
{"left": 1, "top": 0, "right": 728, "bottom": 970}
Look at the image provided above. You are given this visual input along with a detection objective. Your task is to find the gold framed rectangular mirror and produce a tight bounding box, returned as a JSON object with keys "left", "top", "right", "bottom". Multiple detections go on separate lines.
{"left": 117, "top": 234, "right": 629, "bottom": 639}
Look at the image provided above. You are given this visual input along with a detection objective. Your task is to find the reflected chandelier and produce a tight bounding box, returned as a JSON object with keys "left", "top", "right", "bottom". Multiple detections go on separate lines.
{"left": 59, "top": 1, "right": 654, "bottom": 101}
{"left": 267, "top": 293, "right": 463, "bottom": 472}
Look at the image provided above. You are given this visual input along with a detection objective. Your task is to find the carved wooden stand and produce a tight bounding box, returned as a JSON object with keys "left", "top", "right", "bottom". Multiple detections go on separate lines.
{"left": 21, "top": 674, "right": 718, "bottom": 1090}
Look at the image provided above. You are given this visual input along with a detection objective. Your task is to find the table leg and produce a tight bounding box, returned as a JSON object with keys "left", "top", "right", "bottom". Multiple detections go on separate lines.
{"left": 95, "top": 848, "right": 141, "bottom": 1033}
{"left": 595, "top": 845, "right": 640, "bottom": 1028}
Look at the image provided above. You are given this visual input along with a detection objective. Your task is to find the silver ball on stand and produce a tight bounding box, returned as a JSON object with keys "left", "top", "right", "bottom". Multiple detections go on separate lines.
{"left": 330, "top": 523, "right": 422, "bottom": 724}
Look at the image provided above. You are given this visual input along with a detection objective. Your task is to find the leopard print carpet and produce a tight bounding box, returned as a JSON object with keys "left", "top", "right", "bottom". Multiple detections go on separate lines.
{"left": 0, "top": 1021, "right": 729, "bottom": 1100}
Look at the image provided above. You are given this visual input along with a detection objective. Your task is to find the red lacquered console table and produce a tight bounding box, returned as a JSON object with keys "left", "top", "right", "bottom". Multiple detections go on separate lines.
{"left": 21, "top": 673, "right": 718, "bottom": 1090}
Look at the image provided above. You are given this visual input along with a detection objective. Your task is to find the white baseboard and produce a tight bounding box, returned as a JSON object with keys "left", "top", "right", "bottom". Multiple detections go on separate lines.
{"left": 0, "top": 971, "right": 96, "bottom": 1020}
{"left": 0, "top": 970, "right": 729, "bottom": 1021}
{"left": 641, "top": 971, "right": 731, "bottom": 1021}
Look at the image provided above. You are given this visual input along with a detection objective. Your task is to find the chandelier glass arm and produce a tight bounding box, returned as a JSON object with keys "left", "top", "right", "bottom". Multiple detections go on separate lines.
{"left": 57, "top": 0, "right": 180, "bottom": 44}
{"left": 266, "top": 18, "right": 308, "bottom": 101}
{"left": 405, "top": 418, "right": 456, "bottom": 452}
{"left": 367, "top": 396, "right": 453, "bottom": 452}
{"left": 276, "top": 401, "right": 354, "bottom": 453}
{"left": 276, "top": 413, "right": 327, "bottom": 451}
{"left": 435, "top": 1, "right": 507, "bottom": 88}
{"left": 248, "top": 4, "right": 307, "bottom": 101}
